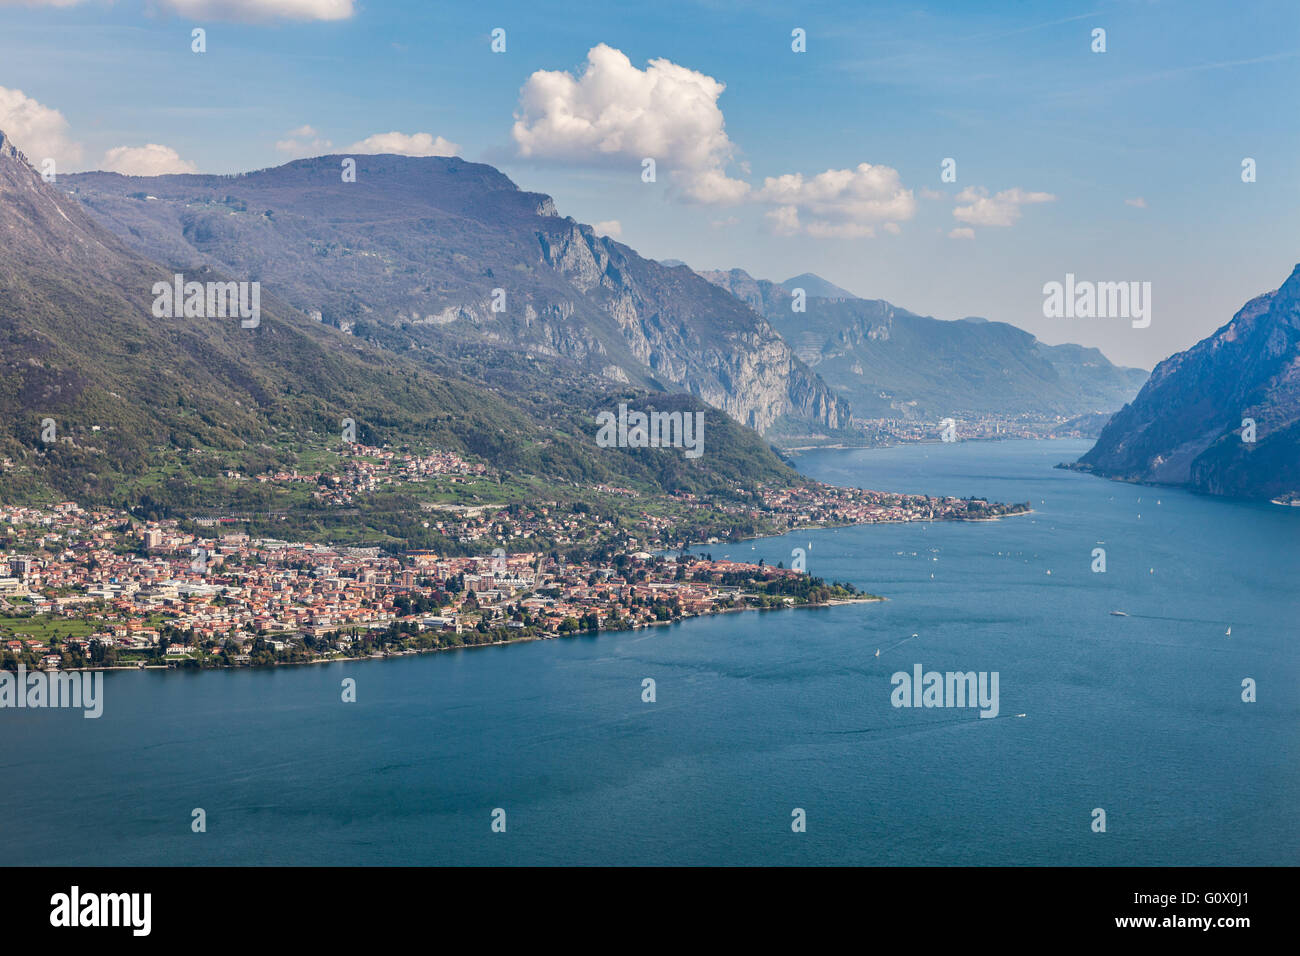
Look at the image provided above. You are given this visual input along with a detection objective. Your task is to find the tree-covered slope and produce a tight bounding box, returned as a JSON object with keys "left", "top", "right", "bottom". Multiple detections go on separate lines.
{"left": 0, "top": 131, "right": 798, "bottom": 508}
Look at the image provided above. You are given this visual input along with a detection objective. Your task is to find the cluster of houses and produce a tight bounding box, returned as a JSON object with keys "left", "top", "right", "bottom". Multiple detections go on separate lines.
{"left": 1, "top": 503, "right": 805, "bottom": 666}
{"left": 0, "top": 465, "right": 1016, "bottom": 668}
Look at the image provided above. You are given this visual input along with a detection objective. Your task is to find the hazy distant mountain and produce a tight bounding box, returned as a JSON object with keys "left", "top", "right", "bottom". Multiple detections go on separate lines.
{"left": 699, "top": 269, "right": 1148, "bottom": 421}
{"left": 1058, "top": 411, "right": 1120, "bottom": 439}
{"left": 1075, "top": 264, "right": 1300, "bottom": 500}
{"left": 0, "top": 131, "right": 798, "bottom": 505}
{"left": 782, "top": 273, "right": 860, "bottom": 300}
{"left": 698, "top": 267, "right": 771, "bottom": 316}
{"left": 62, "top": 155, "right": 848, "bottom": 436}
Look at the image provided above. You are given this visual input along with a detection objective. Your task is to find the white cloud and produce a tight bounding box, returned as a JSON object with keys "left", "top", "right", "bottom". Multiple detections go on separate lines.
{"left": 2, "top": 0, "right": 353, "bottom": 17}
{"left": 765, "top": 205, "right": 802, "bottom": 236}
{"left": 953, "top": 186, "right": 1054, "bottom": 227}
{"left": 680, "top": 167, "right": 750, "bottom": 204}
{"left": 949, "top": 227, "right": 976, "bottom": 239}
{"left": 280, "top": 126, "right": 461, "bottom": 159}
{"left": 100, "top": 144, "right": 197, "bottom": 176}
{"left": 276, "top": 125, "right": 334, "bottom": 157}
{"left": 512, "top": 43, "right": 749, "bottom": 204}
{"left": 509, "top": 44, "right": 926, "bottom": 237}
{"left": 0, "top": 85, "right": 83, "bottom": 166}
{"left": 345, "top": 131, "right": 460, "bottom": 157}
{"left": 152, "top": 0, "right": 356, "bottom": 21}
{"left": 591, "top": 219, "right": 622, "bottom": 238}
{"left": 1125, "top": 197, "right": 1147, "bottom": 208}
{"left": 754, "top": 163, "right": 915, "bottom": 239}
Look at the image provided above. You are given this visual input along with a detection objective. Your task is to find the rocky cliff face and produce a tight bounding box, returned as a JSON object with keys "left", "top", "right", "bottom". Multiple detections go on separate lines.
{"left": 534, "top": 224, "right": 848, "bottom": 432}
{"left": 1075, "top": 264, "right": 1300, "bottom": 500}
{"left": 62, "top": 155, "right": 848, "bottom": 435}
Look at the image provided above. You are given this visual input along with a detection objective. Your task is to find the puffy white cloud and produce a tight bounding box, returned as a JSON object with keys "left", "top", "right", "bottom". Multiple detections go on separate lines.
{"left": 754, "top": 163, "right": 915, "bottom": 239}
{"left": 155, "top": 0, "right": 354, "bottom": 21}
{"left": 276, "top": 125, "right": 334, "bottom": 157}
{"left": 765, "top": 205, "right": 802, "bottom": 236}
{"left": 0, "top": 85, "right": 83, "bottom": 166}
{"left": 952, "top": 186, "right": 1054, "bottom": 227}
{"left": 591, "top": 219, "right": 622, "bottom": 238}
{"left": 2, "top": 0, "right": 353, "bottom": 18}
{"left": 510, "top": 44, "right": 927, "bottom": 236}
{"left": 512, "top": 43, "right": 749, "bottom": 204}
{"left": 949, "top": 227, "right": 976, "bottom": 239}
{"left": 1125, "top": 196, "right": 1147, "bottom": 208}
{"left": 280, "top": 127, "right": 461, "bottom": 159}
{"left": 100, "top": 144, "right": 197, "bottom": 176}
{"left": 345, "top": 131, "right": 460, "bottom": 157}
{"left": 679, "top": 167, "right": 751, "bottom": 204}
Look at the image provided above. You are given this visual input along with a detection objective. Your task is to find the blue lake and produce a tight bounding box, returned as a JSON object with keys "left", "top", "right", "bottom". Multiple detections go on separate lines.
{"left": 3, "top": 439, "right": 1297, "bottom": 865}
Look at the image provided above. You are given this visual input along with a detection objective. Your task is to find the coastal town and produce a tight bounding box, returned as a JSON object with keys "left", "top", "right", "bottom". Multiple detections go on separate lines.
{"left": 0, "top": 454, "right": 1029, "bottom": 671}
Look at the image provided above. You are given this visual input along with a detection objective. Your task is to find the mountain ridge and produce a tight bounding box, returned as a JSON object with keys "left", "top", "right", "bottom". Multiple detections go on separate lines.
{"left": 1074, "top": 263, "right": 1300, "bottom": 499}
{"left": 781, "top": 273, "right": 860, "bottom": 300}
{"left": 699, "top": 267, "right": 1148, "bottom": 422}
{"left": 0, "top": 130, "right": 800, "bottom": 508}
{"left": 61, "top": 154, "right": 850, "bottom": 437}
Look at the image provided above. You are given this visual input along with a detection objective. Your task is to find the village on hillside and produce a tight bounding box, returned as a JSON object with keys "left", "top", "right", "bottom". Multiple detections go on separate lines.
{"left": 0, "top": 463, "right": 1027, "bottom": 670}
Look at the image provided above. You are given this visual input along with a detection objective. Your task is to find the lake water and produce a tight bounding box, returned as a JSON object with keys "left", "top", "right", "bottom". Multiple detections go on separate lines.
{"left": 4, "top": 440, "right": 1297, "bottom": 865}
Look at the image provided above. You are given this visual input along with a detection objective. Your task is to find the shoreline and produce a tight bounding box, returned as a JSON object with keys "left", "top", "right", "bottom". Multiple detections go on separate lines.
{"left": 4, "top": 465, "right": 1025, "bottom": 677}
{"left": 676, "top": 506, "right": 1034, "bottom": 553}
{"left": 37, "top": 594, "right": 886, "bottom": 673}
{"left": 4, "top": 495, "right": 1024, "bottom": 677}
{"left": 780, "top": 435, "right": 1096, "bottom": 453}
{"left": 1, "top": 492, "right": 1021, "bottom": 676}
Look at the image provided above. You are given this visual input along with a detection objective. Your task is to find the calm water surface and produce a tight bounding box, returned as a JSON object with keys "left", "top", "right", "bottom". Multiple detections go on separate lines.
{"left": 4, "top": 440, "right": 1297, "bottom": 865}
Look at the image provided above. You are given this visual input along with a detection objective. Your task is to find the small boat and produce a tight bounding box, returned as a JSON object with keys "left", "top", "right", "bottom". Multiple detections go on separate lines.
{"left": 1015, "top": 713, "right": 1027, "bottom": 718}
{"left": 874, "top": 649, "right": 880, "bottom": 657}
{"left": 1226, "top": 626, "right": 1231, "bottom": 636}
{"left": 1110, "top": 610, "right": 1128, "bottom": 617}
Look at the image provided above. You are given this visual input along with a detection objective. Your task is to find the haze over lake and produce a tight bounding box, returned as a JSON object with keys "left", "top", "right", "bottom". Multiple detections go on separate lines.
{"left": 4, "top": 440, "right": 1296, "bottom": 866}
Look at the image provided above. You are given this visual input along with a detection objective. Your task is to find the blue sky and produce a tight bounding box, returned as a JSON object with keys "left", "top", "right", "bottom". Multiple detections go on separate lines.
{"left": 2, "top": 0, "right": 1297, "bottom": 370}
